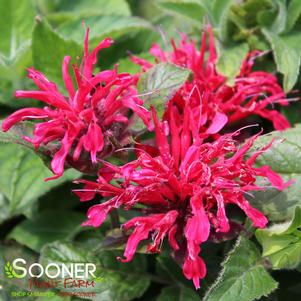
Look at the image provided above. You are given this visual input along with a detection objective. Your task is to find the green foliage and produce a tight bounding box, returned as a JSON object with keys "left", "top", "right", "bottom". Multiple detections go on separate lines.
{"left": 40, "top": 241, "right": 151, "bottom": 301}
{"left": 248, "top": 125, "right": 301, "bottom": 222}
{"left": 0, "top": 0, "right": 35, "bottom": 56}
{"left": 0, "top": 0, "right": 35, "bottom": 106}
{"left": 138, "top": 63, "right": 190, "bottom": 118}
{"left": 0, "top": 193, "right": 9, "bottom": 224}
{"left": 155, "top": 0, "right": 207, "bottom": 23}
{"left": 209, "top": 0, "right": 234, "bottom": 42}
{"left": 57, "top": 16, "right": 153, "bottom": 47}
{"left": 156, "top": 253, "right": 193, "bottom": 288}
{"left": 32, "top": 20, "right": 82, "bottom": 89}
{"left": 0, "top": 242, "right": 38, "bottom": 299}
{"left": 8, "top": 210, "right": 84, "bottom": 252}
{"left": 52, "top": 0, "right": 131, "bottom": 16}
{"left": 216, "top": 43, "right": 249, "bottom": 84}
{"left": 203, "top": 236, "right": 278, "bottom": 301}
{"left": 156, "top": 285, "right": 199, "bottom": 301}
{"left": 256, "top": 207, "right": 301, "bottom": 269}
{"left": 127, "top": 62, "right": 190, "bottom": 132}
{"left": 0, "top": 121, "right": 34, "bottom": 149}
{"left": 0, "top": 143, "right": 80, "bottom": 220}
{"left": 263, "top": 29, "right": 301, "bottom": 91}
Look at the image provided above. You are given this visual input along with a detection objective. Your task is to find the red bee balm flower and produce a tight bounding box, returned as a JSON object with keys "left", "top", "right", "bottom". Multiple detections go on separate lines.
{"left": 75, "top": 106, "right": 291, "bottom": 289}
{"left": 2, "top": 29, "right": 150, "bottom": 180}
{"left": 132, "top": 26, "right": 290, "bottom": 134}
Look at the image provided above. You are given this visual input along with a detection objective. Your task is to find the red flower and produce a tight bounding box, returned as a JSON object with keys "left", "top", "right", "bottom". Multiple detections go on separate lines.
{"left": 2, "top": 29, "right": 151, "bottom": 180}
{"left": 74, "top": 106, "right": 291, "bottom": 289}
{"left": 131, "top": 26, "right": 290, "bottom": 134}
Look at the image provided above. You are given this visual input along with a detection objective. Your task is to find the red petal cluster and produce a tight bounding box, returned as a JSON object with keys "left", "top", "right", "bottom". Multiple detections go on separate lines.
{"left": 132, "top": 26, "right": 290, "bottom": 135}
{"left": 75, "top": 106, "right": 291, "bottom": 289}
{"left": 2, "top": 29, "right": 150, "bottom": 180}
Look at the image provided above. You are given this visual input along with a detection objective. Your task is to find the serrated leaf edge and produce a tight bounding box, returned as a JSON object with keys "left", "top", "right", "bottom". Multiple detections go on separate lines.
{"left": 203, "top": 236, "right": 278, "bottom": 301}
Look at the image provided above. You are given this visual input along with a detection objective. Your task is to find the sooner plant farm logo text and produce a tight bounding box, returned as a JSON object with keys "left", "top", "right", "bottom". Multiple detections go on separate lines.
{"left": 4, "top": 257, "right": 103, "bottom": 298}
{"left": 5, "top": 258, "right": 97, "bottom": 279}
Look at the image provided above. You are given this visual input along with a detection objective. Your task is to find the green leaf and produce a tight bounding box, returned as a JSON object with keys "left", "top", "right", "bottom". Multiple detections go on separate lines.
{"left": 32, "top": 20, "right": 82, "bottom": 88}
{"left": 40, "top": 241, "right": 151, "bottom": 301}
{"left": 285, "top": 0, "right": 301, "bottom": 32}
{"left": 0, "top": 242, "right": 38, "bottom": 297}
{"left": 263, "top": 29, "right": 301, "bottom": 92}
{"left": 0, "top": 0, "right": 35, "bottom": 56}
{"left": 258, "top": 0, "right": 287, "bottom": 34}
{"left": 216, "top": 43, "right": 249, "bottom": 85}
{"left": 248, "top": 125, "right": 301, "bottom": 222}
{"left": 0, "top": 121, "right": 35, "bottom": 150}
{"left": 155, "top": 0, "right": 207, "bottom": 23}
{"left": 203, "top": 236, "right": 278, "bottom": 301}
{"left": 210, "top": 0, "right": 233, "bottom": 41}
{"left": 118, "top": 52, "right": 155, "bottom": 74}
{"left": 256, "top": 207, "right": 301, "bottom": 269}
{"left": 157, "top": 285, "right": 199, "bottom": 301}
{"left": 8, "top": 210, "right": 84, "bottom": 252}
{"left": 54, "top": 0, "right": 130, "bottom": 16}
{"left": 0, "top": 0, "right": 36, "bottom": 107}
{"left": 0, "top": 143, "right": 81, "bottom": 218}
{"left": 137, "top": 62, "right": 190, "bottom": 119}
{"left": 57, "top": 15, "right": 153, "bottom": 48}
{"left": 230, "top": 0, "right": 272, "bottom": 29}
{"left": 156, "top": 253, "right": 191, "bottom": 286}
{"left": 0, "top": 192, "right": 10, "bottom": 224}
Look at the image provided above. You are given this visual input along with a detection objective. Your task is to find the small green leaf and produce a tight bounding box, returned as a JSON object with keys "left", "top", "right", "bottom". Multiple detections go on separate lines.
{"left": 0, "top": 121, "right": 35, "bottom": 150}
{"left": 210, "top": 0, "right": 233, "bottom": 41}
{"left": 248, "top": 125, "right": 301, "bottom": 222}
{"left": 118, "top": 52, "right": 155, "bottom": 74}
{"left": 203, "top": 236, "right": 278, "bottom": 301}
{"left": 156, "top": 253, "right": 191, "bottom": 286}
{"left": 138, "top": 62, "right": 190, "bottom": 119}
{"left": 0, "top": 192, "right": 10, "bottom": 225}
{"left": 57, "top": 15, "right": 153, "bottom": 48}
{"left": 8, "top": 210, "right": 84, "bottom": 252}
{"left": 258, "top": 0, "right": 287, "bottom": 34}
{"left": 216, "top": 43, "right": 249, "bottom": 85}
{"left": 32, "top": 20, "right": 82, "bottom": 88}
{"left": 263, "top": 29, "right": 301, "bottom": 92}
{"left": 0, "top": 143, "right": 81, "bottom": 218}
{"left": 54, "top": 0, "right": 130, "bottom": 16}
{"left": 285, "top": 0, "right": 301, "bottom": 32}
{"left": 0, "top": 0, "right": 36, "bottom": 107}
{"left": 256, "top": 207, "right": 301, "bottom": 269}
{"left": 157, "top": 285, "right": 200, "bottom": 301}
{"left": 155, "top": 0, "right": 207, "bottom": 23}
{"left": 230, "top": 0, "right": 272, "bottom": 30}
{"left": 40, "top": 241, "right": 151, "bottom": 301}
{"left": 0, "top": 0, "right": 35, "bottom": 56}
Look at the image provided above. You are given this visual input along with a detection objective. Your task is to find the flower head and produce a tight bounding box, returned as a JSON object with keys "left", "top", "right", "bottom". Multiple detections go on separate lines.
{"left": 132, "top": 26, "right": 290, "bottom": 134}
{"left": 2, "top": 29, "right": 150, "bottom": 180}
{"left": 75, "top": 105, "right": 291, "bottom": 289}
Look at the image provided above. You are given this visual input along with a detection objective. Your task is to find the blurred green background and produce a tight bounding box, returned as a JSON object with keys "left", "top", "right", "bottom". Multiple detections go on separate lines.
{"left": 1, "top": 1, "right": 301, "bottom": 300}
